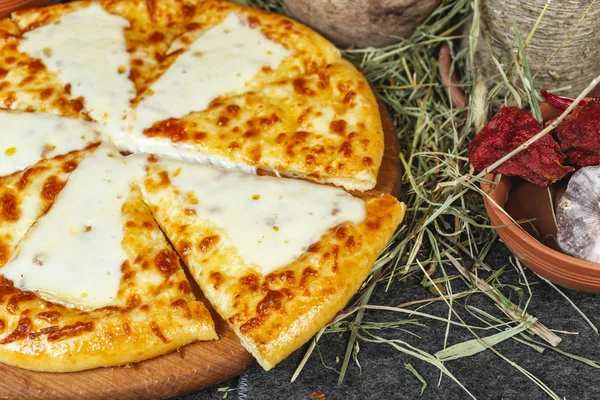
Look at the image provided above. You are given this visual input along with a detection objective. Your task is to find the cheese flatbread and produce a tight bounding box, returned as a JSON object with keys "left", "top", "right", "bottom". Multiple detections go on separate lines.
{"left": 0, "top": 0, "right": 403, "bottom": 374}
{"left": 140, "top": 157, "right": 404, "bottom": 369}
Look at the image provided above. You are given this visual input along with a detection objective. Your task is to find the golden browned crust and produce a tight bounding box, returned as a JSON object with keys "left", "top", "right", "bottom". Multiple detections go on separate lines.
{"left": 0, "top": 154, "right": 216, "bottom": 372}
{"left": 141, "top": 162, "right": 405, "bottom": 369}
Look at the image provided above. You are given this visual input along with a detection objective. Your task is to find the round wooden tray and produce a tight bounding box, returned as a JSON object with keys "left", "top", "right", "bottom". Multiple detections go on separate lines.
{"left": 0, "top": 0, "right": 51, "bottom": 19}
{"left": 0, "top": 100, "right": 402, "bottom": 399}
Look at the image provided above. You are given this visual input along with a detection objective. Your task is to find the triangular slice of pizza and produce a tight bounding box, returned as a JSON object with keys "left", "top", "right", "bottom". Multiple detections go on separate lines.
{"left": 0, "top": 144, "right": 216, "bottom": 372}
{"left": 0, "top": 145, "right": 98, "bottom": 266}
{"left": 123, "top": 1, "right": 383, "bottom": 192}
{"left": 0, "top": 19, "right": 87, "bottom": 118}
{"left": 10, "top": 0, "right": 197, "bottom": 127}
{"left": 140, "top": 156, "right": 404, "bottom": 369}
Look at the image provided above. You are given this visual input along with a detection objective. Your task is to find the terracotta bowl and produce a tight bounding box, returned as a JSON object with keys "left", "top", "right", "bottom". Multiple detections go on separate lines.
{"left": 0, "top": 0, "right": 50, "bottom": 19}
{"left": 482, "top": 175, "right": 600, "bottom": 292}
{"left": 437, "top": 44, "right": 600, "bottom": 292}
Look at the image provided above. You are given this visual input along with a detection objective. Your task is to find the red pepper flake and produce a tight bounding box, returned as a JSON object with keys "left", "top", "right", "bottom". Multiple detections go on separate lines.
{"left": 553, "top": 99, "right": 600, "bottom": 167}
{"left": 468, "top": 106, "right": 573, "bottom": 186}
{"left": 541, "top": 90, "right": 587, "bottom": 111}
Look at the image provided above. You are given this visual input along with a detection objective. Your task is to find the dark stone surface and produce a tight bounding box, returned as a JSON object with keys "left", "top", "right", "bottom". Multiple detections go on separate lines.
{"left": 174, "top": 242, "right": 600, "bottom": 400}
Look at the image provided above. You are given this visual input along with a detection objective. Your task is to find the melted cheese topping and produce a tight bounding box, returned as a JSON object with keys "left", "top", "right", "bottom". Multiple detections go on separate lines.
{"left": 0, "top": 111, "right": 101, "bottom": 177}
{"left": 132, "top": 13, "right": 290, "bottom": 133}
{"left": 149, "top": 159, "right": 366, "bottom": 275}
{"left": 18, "top": 3, "right": 136, "bottom": 128}
{"left": 2, "top": 144, "right": 141, "bottom": 310}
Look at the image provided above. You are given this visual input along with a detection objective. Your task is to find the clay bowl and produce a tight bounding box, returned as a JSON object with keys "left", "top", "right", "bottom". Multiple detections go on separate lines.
{"left": 436, "top": 44, "right": 600, "bottom": 292}
{"left": 0, "top": 0, "right": 50, "bottom": 19}
{"left": 482, "top": 111, "right": 600, "bottom": 293}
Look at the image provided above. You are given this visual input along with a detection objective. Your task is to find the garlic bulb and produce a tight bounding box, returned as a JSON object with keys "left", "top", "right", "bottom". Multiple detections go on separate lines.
{"left": 557, "top": 166, "right": 600, "bottom": 262}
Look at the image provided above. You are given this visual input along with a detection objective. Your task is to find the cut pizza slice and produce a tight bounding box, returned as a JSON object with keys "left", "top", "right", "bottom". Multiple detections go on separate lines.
{"left": 140, "top": 156, "right": 404, "bottom": 370}
{"left": 0, "top": 145, "right": 98, "bottom": 267}
{"left": 132, "top": 61, "right": 384, "bottom": 190}
{"left": 0, "top": 144, "right": 216, "bottom": 372}
{"left": 123, "top": 0, "right": 383, "bottom": 191}
{"left": 0, "top": 18, "right": 87, "bottom": 117}
{"left": 11, "top": 0, "right": 197, "bottom": 127}
{"left": 134, "top": 0, "right": 341, "bottom": 97}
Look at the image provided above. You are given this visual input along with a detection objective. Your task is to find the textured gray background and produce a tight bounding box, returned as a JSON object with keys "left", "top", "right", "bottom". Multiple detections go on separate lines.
{"left": 171, "top": 242, "right": 600, "bottom": 399}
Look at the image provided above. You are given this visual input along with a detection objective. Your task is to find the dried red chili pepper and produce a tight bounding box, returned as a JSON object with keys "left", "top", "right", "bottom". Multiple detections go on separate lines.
{"left": 553, "top": 99, "right": 600, "bottom": 167}
{"left": 468, "top": 106, "right": 573, "bottom": 186}
{"left": 541, "top": 90, "right": 587, "bottom": 111}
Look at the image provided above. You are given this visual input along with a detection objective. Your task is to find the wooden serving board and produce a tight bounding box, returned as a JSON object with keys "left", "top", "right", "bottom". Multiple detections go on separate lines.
{"left": 0, "top": 100, "right": 401, "bottom": 400}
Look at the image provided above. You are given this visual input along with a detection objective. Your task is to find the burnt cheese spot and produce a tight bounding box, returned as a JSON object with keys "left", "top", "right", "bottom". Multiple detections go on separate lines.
{"left": 27, "top": 60, "right": 45, "bottom": 74}
{"left": 46, "top": 321, "right": 94, "bottom": 342}
{"left": 330, "top": 119, "right": 347, "bottom": 135}
{"left": 247, "top": 16, "right": 260, "bottom": 27}
{"left": 248, "top": 145, "right": 262, "bottom": 163}
{"left": 366, "top": 219, "right": 381, "bottom": 230}
{"left": 226, "top": 104, "right": 240, "bottom": 115}
{"left": 154, "top": 249, "right": 179, "bottom": 277}
{"left": 17, "top": 166, "right": 45, "bottom": 190}
{"left": 343, "top": 91, "right": 356, "bottom": 104}
{"left": 239, "top": 274, "right": 259, "bottom": 291}
{"left": 293, "top": 78, "right": 314, "bottom": 96}
{"left": 280, "top": 19, "right": 293, "bottom": 29}
{"left": 0, "top": 192, "right": 20, "bottom": 222}
{"left": 144, "top": 119, "right": 188, "bottom": 142}
{"left": 331, "top": 245, "right": 340, "bottom": 272}
{"left": 41, "top": 175, "right": 65, "bottom": 201}
{"left": 0, "top": 241, "right": 9, "bottom": 265}
{"left": 122, "top": 322, "right": 131, "bottom": 336}
{"left": 178, "top": 280, "right": 192, "bottom": 295}
{"left": 40, "top": 88, "right": 53, "bottom": 100}
{"left": 239, "top": 290, "right": 291, "bottom": 334}
{"left": 149, "top": 31, "right": 165, "bottom": 43}
{"left": 199, "top": 235, "right": 220, "bottom": 252}
{"left": 150, "top": 321, "right": 169, "bottom": 343}
{"left": 265, "top": 271, "right": 295, "bottom": 285}
{"left": 363, "top": 157, "right": 373, "bottom": 166}
{"left": 62, "top": 160, "right": 78, "bottom": 172}
{"left": 194, "top": 131, "right": 207, "bottom": 141}
{"left": 209, "top": 271, "right": 223, "bottom": 289}
{"left": 0, "top": 319, "right": 5, "bottom": 332}
{"left": 158, "top": 170, "right": 170, "bottom": 186}
{"left": 335, "top": 226, "right": 347, "bottom": 240}
{"left": 180, "top": 240, "right": 192, "bottom": 259}
{"left": 127, "top": 294, "right": 141, "bottom": 308}
{"left": 346, "top": 235, "right": 357, "bottom": 249}
{"left": 7, "top": 291, "right": 34, "bottom": 314}
{"left": 218, "top": 116, "right": 229, "bottom": 127}
{"left": 300, "top": 267, "right": 318, "bottom": 288}
{"left": 259, "top": 114, "right": 280, "bottom": 127}
{"left": 339, "top": 142, "right": 352, "bottom": 158}
{"left": 171, "top": 299, "right": 192, "bottom": 319}
{"left": 0, "top": 316, "right": 31, "bottom": 344}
